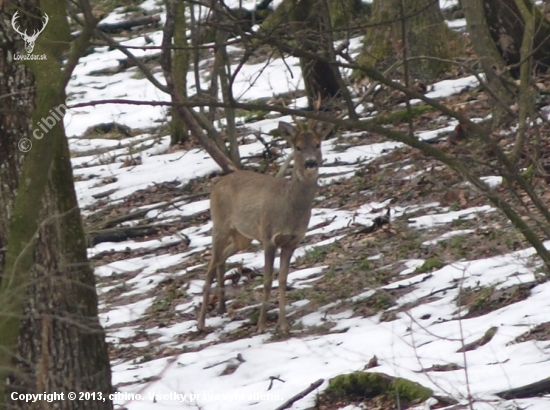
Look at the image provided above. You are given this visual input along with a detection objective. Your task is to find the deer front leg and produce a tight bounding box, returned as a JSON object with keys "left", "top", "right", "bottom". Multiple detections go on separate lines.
{"left": 258, "top": 244, "right": 276, "bottom": 332}
{"left": 277, "top": 246, "right": 294, "bottom": 333}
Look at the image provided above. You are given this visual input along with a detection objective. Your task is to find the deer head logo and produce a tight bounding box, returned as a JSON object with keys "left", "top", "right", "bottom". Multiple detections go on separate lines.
{"left": 12, "top": 11, "right": 49, "bottom": 54}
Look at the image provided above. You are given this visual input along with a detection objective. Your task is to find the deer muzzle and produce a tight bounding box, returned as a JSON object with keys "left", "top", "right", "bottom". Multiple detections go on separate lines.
{"left": 304, "top": 159, "right": 319, "bottom": 169}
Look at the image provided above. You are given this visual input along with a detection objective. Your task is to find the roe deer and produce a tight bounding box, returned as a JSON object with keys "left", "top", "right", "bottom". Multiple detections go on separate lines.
{"left": 197, "top": 120, "right": 333, "bottom": 333}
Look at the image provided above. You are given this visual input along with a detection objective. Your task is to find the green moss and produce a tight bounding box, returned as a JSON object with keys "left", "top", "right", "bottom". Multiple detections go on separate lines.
{"left": 372, "top": 292, "right": 393, "bottom": 310}
{"left": 356, "top": 259, "right": 373, "bottom": 271}
{"left": 390, "top": 378, "right": 433, "bottom": 402}
{"left": 521, "top": 164, "right": 534, "bottom": 181}
{"left": 326, "top": 372, "right": 389, "bottom": 399}
{"left": 416, "top": 256, "right": 444, "bottom": 273}
{"left": 326, "top": 372, "right": 433, "bottom": 403}
{"left": 368, "top": 105, "right": 435, "bottom": 125}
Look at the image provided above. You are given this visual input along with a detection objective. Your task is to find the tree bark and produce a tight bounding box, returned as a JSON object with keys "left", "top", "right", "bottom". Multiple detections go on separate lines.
{"left": 461, "top": 0, "right": 517, "bottom": 127}
{"left": 169, "top": 0, "right": 189, "bottom": 145}
{"left": 405, "top": 0, "right": 453, "bottom": 79}
{"left": 285, "top": 0, "right": 342, "bottom": 107}
{"left": 329, "top": 0, "right": 363, "bottom": 29}
{"left": 0, "top": 1, "right": 113, "bottom": 408}
{"left": 356, "top": 0, "right": 455, "bottom": 80}
{"left": 483, "top": 0, "right": 550, "bottom": 75}
{"left": 214, "top": 2, "right": 241, "bottom": 167}
{"left": 6, "top": 126, "right": 113, "bottom": 410}
{"left": 0, "top": 3, "right": 34, "bottom": 277}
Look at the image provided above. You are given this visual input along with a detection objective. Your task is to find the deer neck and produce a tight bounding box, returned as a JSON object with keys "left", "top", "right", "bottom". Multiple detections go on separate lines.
{"left": 285, "top": 168, "right": 318, "bottom": 213}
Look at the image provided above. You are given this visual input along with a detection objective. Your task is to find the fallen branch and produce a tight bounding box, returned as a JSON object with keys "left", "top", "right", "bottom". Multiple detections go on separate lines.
{"left": 89, "top": 191, "right": 209, "bottom": 230}
{"left": 274, "top": 379, "right": 323, "bottom": 410}
{"left": 496, "top": 377, "right": 550, "bottom": 399}
{"left": 98, "top": 15, "right": 160, "bottom": 33}
{"left": 86, "top": 225, "right": 159, "bottom": 246}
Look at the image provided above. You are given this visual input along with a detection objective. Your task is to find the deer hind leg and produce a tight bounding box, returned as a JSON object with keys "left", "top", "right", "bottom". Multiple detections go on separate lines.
{"left": 258, "top": 243, "right": 277, "bottom": 333}
{"left": 198, "top": 230, "right": 251, "bottom": 330}
{"left": 216, "top": 231, "right": 252, "bottom": 315}
{"left": 198, "top": 231, "right": 231, "bottom": 330}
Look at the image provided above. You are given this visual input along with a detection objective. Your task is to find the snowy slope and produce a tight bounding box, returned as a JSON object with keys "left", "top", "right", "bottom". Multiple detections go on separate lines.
{"left": 65, "top": 2, "right": 550, "bottom": 409}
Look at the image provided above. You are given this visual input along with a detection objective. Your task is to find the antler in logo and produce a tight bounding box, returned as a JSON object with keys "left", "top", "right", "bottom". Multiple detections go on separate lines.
{"left": 12, "top": 11, "right": 49, "bottom": 54}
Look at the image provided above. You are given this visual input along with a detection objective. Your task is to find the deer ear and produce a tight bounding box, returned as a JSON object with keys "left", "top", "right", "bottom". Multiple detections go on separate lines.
{"left": 313, "top": 121, "right": 334, "bottom": 141}
{"left": 279, "top": 121, "right": 298, "bottom": 145}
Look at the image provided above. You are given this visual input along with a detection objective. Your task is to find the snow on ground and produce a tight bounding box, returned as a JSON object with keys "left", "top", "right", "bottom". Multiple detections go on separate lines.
{"left": 107, "top": 245, "right": 548, "bottom": 410}
{"left": 64, "top": 3, "right": 550, "bottom": 410}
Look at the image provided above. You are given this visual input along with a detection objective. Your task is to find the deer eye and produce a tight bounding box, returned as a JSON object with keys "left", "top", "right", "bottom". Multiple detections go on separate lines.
{"left": 316, "top": 143, "right": 320, "bottom": 149}
{"left": 296, "top": 146, "right": 302, "bottom": 151}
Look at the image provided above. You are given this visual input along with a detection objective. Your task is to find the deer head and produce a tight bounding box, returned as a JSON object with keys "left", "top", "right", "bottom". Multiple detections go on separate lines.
{"left": 12, "top": 11, "right": 49, "bottom": 54}
{"left": 279, "top": 119, "right": 333, "bottom": 182}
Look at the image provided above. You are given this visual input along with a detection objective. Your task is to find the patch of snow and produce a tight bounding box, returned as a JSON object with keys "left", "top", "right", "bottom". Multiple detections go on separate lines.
{"left": 408, "top": 205, "right": 495, "bottom": 229}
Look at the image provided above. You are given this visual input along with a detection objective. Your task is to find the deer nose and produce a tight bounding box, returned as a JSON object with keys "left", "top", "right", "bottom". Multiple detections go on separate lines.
{"left": 304, "top": 159, "right": 318, "bottom": 169}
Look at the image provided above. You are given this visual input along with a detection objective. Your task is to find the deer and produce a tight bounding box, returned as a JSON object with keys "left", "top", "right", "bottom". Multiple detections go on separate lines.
{"left": 197, "top": 119, "right": 333, "bottom": 333}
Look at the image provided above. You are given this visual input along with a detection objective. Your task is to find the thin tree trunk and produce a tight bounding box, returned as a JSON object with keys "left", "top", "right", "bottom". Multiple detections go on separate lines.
{"left": 286, "top": 0, "right": 342, "bottom": 107}
{"left": 160, "top": 1, "right": 237, "bottom": 174}
{"left": 512, "top": 0, "right": 535, "bottom": 162}
{"left": 461, "top": 0, "right": 516, "bottom": 127}
{"left": 483, "top": 0, "right": 550, "bottom": 74}
{"left": 169, "top": 0, "right": 190, "bottom": 145}
{"left": 214, "top": 3, "right": 241, "bottom": 168}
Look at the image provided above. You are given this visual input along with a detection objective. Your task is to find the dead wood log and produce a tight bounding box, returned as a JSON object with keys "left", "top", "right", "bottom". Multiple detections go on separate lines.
{"left": 98, "top": 15, "right": 160, "bottom": 33}
{"left": 274, "top": 379, "right": 324, "bottom": 410}
{"left": 87, "top": 225, "right": 159, "bottom": 246}
{"left": 496, "top": 377, "right": 550, "bottom": 399}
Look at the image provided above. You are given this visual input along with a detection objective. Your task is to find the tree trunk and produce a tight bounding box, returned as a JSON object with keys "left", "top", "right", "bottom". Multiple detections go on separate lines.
{"left": 483, "top": 0, "right": 550, "bottom": 75}
{"left": 6, "top": 127, "right": 113, "bottom": 410}
{"left": 405, "top": 0, "right": 453, "bottom": 79}
{"left": 461, "top": 0, "right": 516, "bottom": 127}
{"left": 0, "top": 4, "right": 34, "bottom": 277}
{"left": 329, "top": 0, "right": 363, "bottom": 29}
{"left": 0, "top": 1, "right": 113, "bottom": 408}
{"left": 286, "top": 0, "right": 342, "bottom": 107}
{"left": 356, "top": 0, "right": 455, "bottom": 80}
{"left": 169, "top": 0, "right": 189, "bottom": 146}
{"left": 214, "top": 2, "right": 241, "bottom": 168}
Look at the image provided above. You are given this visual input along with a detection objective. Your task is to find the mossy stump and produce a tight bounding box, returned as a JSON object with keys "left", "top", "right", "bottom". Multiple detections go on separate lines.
{"left": 324, "top": 371, "right": 433, "bottom": 408}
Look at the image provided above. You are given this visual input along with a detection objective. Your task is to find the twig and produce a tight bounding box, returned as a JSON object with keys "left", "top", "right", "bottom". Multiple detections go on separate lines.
{"left": 273, "top": 378, "right": 324, "bottom": 410}
{"left": 268, "top": 376, "right": 285, "bottom": 391}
